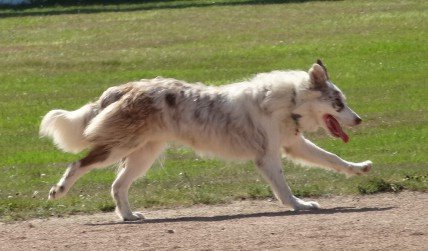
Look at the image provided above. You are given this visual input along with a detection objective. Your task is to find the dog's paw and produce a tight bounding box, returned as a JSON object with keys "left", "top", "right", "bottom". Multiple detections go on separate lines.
{"left": 292, "top": 197, "right": 320, "bottom": 211}
{"left": 354, "top": 160, "right": 373, "bottom": 175}
{"left": 345, "top": 160, "right": 372, "bottom": 176}
{"left": 122, "top": 212, "right": 145, "bottom": 221}
{"left": 48, "top": 185, "right": 66, "bottom": 200}
{"left": 360, "top": 160, "right": 372, "bottom": 173}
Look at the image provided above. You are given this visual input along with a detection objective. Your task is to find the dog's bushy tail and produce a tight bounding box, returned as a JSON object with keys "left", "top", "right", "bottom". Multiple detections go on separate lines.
{"left": 40, "top": 104, "right": 97, "bottom": 153}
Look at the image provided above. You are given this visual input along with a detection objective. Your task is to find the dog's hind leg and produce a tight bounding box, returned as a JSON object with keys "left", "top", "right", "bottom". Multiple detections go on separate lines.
{"left": 111, "top": 141, "right": 165, "bottom": 221}
{"left": 255, "top": 151, "right": 320, "bottom": 211}
{"left": 48, "top": 145, "right": 133, "bottom": 200}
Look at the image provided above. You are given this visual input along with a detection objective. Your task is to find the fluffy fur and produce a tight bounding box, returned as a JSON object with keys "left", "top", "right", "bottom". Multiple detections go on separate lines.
{"left": 41, "top": 60, "right": 372, "bottom": 221}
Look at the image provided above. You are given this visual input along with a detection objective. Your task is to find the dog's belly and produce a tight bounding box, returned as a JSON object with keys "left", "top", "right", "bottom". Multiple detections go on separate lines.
{"left": 168, "top": 129, "right": 260, "bottom": 161}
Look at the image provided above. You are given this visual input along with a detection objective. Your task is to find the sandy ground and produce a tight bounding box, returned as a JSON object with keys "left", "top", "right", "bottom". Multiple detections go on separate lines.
{"left": 1, "top": 191, "right": 427, "bottom": 250}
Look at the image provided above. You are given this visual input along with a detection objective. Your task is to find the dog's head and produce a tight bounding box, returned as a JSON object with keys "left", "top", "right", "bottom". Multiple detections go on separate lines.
{"left": 293, "top": 60, "right": 362, "bottom": 143}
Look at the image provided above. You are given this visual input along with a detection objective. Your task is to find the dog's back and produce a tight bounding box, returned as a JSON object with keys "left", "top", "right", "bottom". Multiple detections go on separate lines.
{"left": 82, "top": 77, "right": 268, "bottom": 159}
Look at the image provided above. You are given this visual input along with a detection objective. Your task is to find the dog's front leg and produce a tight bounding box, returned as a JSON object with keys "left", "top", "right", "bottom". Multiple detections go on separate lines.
{"left": 254, "top": 151, "right": 320, "bottom": 211}
{"left": 284, "top": 136, "right": 372, "bottom": 176}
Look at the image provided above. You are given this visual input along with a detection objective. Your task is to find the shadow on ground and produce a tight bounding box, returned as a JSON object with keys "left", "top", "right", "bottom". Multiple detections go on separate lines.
{"left": 86, "top": 206, "right": 394, "bottom": 226}
{"left": 0, "top": 0, "right": 340, "bottom": 18}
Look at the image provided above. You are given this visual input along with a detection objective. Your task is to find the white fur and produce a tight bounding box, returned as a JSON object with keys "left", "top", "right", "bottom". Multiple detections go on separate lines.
{"left": 40, "top": 104, "right": 92, "bottom": 153}
{"left": 42, "top": 61, "right": 372, "bottom": 221}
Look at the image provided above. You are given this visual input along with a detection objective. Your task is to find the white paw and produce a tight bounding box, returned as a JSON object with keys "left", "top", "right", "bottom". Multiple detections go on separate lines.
{"left": 292, "top": 197, "right": 320, "bottom": 211}
{"left": 48, "top": 185, "right": 66, "bottom": 200}
{"left": 354, "top": 160, "right": 373, "bottom": 175}
{"left": 122, "top": 212, "right": 145, "bottom": 221}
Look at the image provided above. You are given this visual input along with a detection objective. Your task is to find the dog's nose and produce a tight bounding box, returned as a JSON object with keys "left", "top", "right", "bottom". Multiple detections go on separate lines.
{"left": 354, "top": 117, "right": 362, "bottom": 125}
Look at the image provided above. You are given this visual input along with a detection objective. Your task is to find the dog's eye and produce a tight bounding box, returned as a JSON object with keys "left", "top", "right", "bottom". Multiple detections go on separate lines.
{"left": 333, "top": 98, "right": 344, "bottom": 111}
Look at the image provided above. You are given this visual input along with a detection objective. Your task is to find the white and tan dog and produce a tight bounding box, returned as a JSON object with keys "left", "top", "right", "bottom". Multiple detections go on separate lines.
{"left": 40, "top": 60, "right": 372, "bottom": 221}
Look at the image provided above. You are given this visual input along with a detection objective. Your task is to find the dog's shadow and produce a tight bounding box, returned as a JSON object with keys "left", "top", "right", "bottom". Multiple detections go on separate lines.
{"left": 85, "top": 206, "right": 394, "bottom": 226}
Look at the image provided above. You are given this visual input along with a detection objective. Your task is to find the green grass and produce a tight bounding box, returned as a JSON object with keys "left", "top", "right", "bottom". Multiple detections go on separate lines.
{"left": 0, "top": 0, "right": 427, "bottom": 221}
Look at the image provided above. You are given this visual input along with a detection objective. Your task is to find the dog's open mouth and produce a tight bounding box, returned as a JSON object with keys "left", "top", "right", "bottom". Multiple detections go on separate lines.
{"left": 323, "top": 114, "right": 349, "bottom": 143}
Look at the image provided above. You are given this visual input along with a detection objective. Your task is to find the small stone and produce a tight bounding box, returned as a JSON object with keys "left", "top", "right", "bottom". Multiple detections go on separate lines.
{"left": 28, "top": 223, "right": 35, "bottom": 228}
{"left": 32, "top": 191, "right": 39, "bottom": 198}
{"left": 167, "top": 229, "right": 175, "bottom": 234}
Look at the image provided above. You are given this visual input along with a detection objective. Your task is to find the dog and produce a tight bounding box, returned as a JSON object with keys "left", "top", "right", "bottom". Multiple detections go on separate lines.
{"left": 40, "top": 60, "right": 372, "bottom": 221}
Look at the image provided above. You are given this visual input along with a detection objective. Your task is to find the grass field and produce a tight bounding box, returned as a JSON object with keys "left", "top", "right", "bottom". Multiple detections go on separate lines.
{"left": 0, "top": 0, "right": 427, "bottom": 221}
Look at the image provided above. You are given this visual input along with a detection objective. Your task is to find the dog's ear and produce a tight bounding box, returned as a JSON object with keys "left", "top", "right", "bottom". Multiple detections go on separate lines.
{"left": 316, "top": 59, "right": 330, "bottom": 79}
{"left": 309, "top": 60, "right": 328, "bottom": 88}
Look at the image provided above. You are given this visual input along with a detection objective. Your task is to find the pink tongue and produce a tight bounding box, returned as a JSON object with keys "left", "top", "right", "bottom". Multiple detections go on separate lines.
{"left": 326, "top": 115, "right": 349, "bottom": 143}
{"left": 339, "top": 129, "right": 349, "bottom": 143}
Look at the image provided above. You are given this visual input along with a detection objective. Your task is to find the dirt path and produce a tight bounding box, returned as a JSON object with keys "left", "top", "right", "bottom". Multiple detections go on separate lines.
{"left": 1, "top": 191, "right": 427, "bottom": 250}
